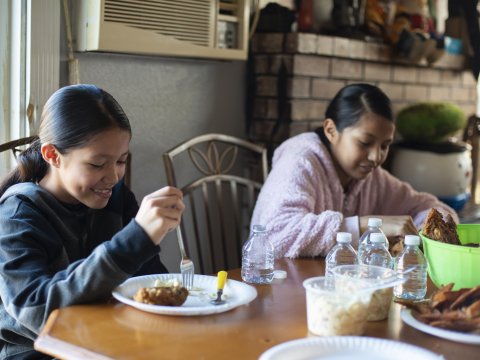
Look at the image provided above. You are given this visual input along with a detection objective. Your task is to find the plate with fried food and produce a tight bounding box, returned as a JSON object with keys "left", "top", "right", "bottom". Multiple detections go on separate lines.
{"left": 399, "top": 283, "right": 480, "bottom": 344}
{"left": 112, "top": 273, "right": 257, "bottom": 316}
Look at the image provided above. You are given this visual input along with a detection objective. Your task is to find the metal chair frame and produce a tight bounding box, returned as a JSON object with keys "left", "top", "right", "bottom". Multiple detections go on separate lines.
{"left": 163, "top": 133, "right": 268, "bottom": 274}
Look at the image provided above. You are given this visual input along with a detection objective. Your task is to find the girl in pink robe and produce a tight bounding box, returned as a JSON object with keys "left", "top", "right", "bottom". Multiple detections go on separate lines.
{"left": 251, "top": 83, "right": 457, "bottom": 258}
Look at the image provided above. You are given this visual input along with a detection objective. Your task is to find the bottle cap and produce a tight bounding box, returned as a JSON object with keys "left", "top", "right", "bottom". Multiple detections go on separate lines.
{"left": 368, "top": 218, "right": 382, "bottom": 227}
{"left": 273, "top": 270, "right": 287, "bottom": 279}
{"left": 336, "top": 232, "right": 352, "bottom": 244}
{"left": 370, "top": 232, "right": 386, "bottom": 243}
{"left": 252, "top": 225, "right": 266, "bottom": 233}
{"left": 404, "top": 234, "right": 421, "bottom": 246}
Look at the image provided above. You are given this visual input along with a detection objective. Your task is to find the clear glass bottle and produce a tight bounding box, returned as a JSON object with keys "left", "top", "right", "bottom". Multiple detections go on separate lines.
{"left": 357, "top": 217, "right": 388, "bottom": 260}
{"left": 393, "top": 235, "right": 428, "bottom": 300}
{"left": 241, "top": 225, "right": 275, "bottom": 284}
{"left": 325, "top": 232, "right": 358, "bottom": 278}
{"left": 358, "top": 232, "right": 393, "bottom": 269}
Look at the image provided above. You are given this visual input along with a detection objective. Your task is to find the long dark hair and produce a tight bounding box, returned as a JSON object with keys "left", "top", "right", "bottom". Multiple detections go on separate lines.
{"left": 325, "top": 83, "right": 393, "bottom": 131}
{"left": 0, "top": 84, "right": 131, "bottom": 197}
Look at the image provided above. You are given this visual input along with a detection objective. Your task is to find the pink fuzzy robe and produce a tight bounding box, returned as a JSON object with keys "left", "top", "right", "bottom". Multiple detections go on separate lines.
{"left": 251, "top": 132, "right": 458, "bottom": 258}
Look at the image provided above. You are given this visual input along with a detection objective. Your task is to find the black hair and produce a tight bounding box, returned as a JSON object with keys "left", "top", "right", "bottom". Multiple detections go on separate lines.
{"left": 325, "top": 83, "right": 393, "bottom": 131}
{"left": 0, "top": 84, "right": 131, "bottom": 197}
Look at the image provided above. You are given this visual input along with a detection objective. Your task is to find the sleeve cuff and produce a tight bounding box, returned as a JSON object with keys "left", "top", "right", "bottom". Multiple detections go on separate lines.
{"left": 104, "top": 219, "right": 160, "bottom": 274}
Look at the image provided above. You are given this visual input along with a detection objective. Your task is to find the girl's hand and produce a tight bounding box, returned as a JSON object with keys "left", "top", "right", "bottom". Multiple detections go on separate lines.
{"left": 360, "top": 215, "right": 418, "bottom": 238}
{"left": 135, "top": 186, "right": 185, "bottom": 245}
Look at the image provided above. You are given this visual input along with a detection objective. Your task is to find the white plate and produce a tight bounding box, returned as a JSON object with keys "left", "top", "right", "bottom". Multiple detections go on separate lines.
{"left": 401, "top": 308, "right": 480, "bottom": 345}
{"left": 112, "top": 273, "right": 257, "bottom": 316}
{"left": 259, "top": 336, "right": 444, "bottom": 360}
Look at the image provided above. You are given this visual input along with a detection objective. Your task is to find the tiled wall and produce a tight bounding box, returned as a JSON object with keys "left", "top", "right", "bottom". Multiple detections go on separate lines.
{"left": 250, "top": 33, "right": 477, "bottom": 148}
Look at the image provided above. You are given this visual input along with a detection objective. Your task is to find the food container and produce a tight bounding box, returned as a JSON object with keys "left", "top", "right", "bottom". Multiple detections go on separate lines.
{"left": 302, "top": 276, "right": 372, "bottom": 336}
{"left": 331, "top": 264, "right": 397, "bottom": 321}
{"left": 420, "top": 224, "right": 480, "bottom": 289}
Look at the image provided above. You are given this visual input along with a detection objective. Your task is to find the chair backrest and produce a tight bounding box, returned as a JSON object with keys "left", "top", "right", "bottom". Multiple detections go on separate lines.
{"left": 163, "top": 133, "right": 268, "bottom": 274}
{"left": 0, "top": 136, "right": 38, "bottom": 175}
{"left": 0, "top": 136, "right": 38, "bottom": 158}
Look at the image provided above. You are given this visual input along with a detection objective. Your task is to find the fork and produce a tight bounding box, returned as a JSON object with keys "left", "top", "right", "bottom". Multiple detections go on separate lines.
{"left": 176, "top": 227, "right": 195, "bottom": 290}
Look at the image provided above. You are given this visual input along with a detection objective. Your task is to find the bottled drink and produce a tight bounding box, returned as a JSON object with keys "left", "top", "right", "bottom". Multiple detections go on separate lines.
{"left": 325, "top": 232, "right": 358, "bottom": 278}
{"left": 357, "top": 217, "right": 388, "bottom": 260}
{"left": 241, "top": 225, "right": 275, "bottom": 284}
{"left": 358, "top": 232, "right": 393, "bottom": 268}
{"left": 393, "top": 235, "right": 428, "bottom": 300}
{"left": 358, "top": 233, "right": 394, "bottom": 322}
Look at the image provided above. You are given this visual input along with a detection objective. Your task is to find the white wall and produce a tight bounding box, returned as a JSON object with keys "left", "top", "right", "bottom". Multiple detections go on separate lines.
{"left": 73, "top": 52, "right": 247, "bottom": 271}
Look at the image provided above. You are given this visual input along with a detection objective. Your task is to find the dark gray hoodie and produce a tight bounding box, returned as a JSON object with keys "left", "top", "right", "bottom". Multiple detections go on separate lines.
{"left": 0, "top": 182, "right": 167, "bottom": 359}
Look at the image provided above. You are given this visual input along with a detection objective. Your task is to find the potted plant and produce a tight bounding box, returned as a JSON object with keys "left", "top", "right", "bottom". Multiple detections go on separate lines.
{"left": 390, "top": 102, "right": 471, "bottom": 211}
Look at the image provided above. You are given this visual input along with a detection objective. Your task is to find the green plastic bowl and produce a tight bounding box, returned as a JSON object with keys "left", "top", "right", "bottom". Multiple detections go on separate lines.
{"left": 420, "top": 224, "right": 480, "bottom": 290}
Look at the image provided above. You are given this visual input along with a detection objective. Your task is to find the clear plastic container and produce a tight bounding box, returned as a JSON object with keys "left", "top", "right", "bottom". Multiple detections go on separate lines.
{"left": 332, "top": 264, "right": 397, "bottom": 321}
{"left": 303, "top": 276, "right": 372, "bottom": 336}
{"left": 357, "top": 218, "right": 388, "bottom": 260}
{"left": 241, "top": 225, "right": 275, "bottom": 284}
{"left": 356, "top": 234, "right": 394, "bottom": 321}
{"left": 325, "top": 232, "right": 358, "bottom": 279}
{"left": 394, "top": 235, "right": 427, "bottom": 300}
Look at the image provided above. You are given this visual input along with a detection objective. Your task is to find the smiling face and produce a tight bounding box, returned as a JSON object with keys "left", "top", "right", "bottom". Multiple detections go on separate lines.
{"left": 39, "top": 127, "right": 131, "bottom": 209}
{"left": 324, "top": 113, "right": 395, "bottom": 188}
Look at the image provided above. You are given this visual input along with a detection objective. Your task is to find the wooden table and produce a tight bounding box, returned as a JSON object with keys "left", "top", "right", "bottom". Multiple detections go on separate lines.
{"left": 34, "top": 259, "right": 478, "bottom": 359}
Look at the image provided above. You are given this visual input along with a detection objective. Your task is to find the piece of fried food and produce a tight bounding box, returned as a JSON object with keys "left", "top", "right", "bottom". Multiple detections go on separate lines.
{"left": 422, "top": 208, "right": 460, "bottom": 245}
{"left": 133, "top": 285, "right": 189, "bottom": 306}
{"left": 388, "top": 236, "right": 404, "bottom": 257}
{"left": 450, "top": 285, "right": 480, "bottom": 310}
{"left": 397, "top": 283, "right": 480, "bottom": 333}
{"left": 430, "top": 283, "right": 465, "bottom": 311}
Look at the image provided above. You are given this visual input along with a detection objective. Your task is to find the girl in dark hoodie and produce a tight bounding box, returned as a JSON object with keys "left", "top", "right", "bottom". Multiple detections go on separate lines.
{"left": 0, "top": 84, "right": 184, "bottom": 359}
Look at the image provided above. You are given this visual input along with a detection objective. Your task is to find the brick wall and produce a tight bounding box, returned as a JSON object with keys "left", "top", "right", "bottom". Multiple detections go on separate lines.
{"left": 250, "top": 33, "right": 477, "bottom": 150}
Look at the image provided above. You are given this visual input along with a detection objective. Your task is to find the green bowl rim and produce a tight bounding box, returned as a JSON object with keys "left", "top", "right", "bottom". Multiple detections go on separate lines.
{"left": 419, "top": 230, "right": 480, "bottom": 254}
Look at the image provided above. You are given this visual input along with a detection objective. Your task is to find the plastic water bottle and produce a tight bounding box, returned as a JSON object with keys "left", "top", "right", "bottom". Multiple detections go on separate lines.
{"left": 358, "top": 232, "right": 393, "bottom": 268}
{"left": 393, "top": 235, "right": 428, "bottom": 300}
{"left": 325, "top": 232, "right": 358, "bottom": 278}
{"left": 357, "top": 217, "right": 388, "bottom": 260}
{"left": 241, "top": 225, "right": 275, "bottom": 284}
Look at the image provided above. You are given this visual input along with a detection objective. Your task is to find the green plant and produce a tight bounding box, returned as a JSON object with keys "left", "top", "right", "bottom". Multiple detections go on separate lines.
{"left": 396, "top": 102, "right": 466, "bottom": 143}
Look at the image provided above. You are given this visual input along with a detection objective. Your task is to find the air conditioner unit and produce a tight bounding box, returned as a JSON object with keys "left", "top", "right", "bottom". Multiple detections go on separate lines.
{"left": 74, "top": 0, "right": 250, "bottom": 60}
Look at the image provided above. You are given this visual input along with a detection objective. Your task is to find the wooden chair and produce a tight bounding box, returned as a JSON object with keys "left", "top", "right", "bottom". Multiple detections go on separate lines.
{"left": 0, "top": 136, "right": 38, "bottom": 175}
{"left": 163, "top": 133, "right": 268, "bottom": 274}
{"left": 0, "top": 136, "right": 38, "bottom": 159}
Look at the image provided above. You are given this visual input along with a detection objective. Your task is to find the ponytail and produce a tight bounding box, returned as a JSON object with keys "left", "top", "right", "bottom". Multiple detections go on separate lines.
{"left": 0, "top": 137, "right": 47, "bottom": 197}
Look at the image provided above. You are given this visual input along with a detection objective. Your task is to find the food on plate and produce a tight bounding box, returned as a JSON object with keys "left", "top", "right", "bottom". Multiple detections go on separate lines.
{"left": 422, "top": 208, "right": 460, "bottom": 245}
{"left": 133, "top": 284, "right": 189, "bottom": 306}
{"left": 397, "top": 283, "right": 480, "bottom": 333}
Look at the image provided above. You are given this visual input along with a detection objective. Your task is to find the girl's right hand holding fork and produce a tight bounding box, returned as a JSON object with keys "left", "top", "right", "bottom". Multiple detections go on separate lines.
{"left": 135, "top": 186, "right": 184, "bottom": 245}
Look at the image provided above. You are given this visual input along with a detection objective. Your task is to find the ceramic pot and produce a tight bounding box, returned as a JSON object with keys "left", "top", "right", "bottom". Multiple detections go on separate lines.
{"left": 390, "top": 141, "right": 472, "bottom": 200}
